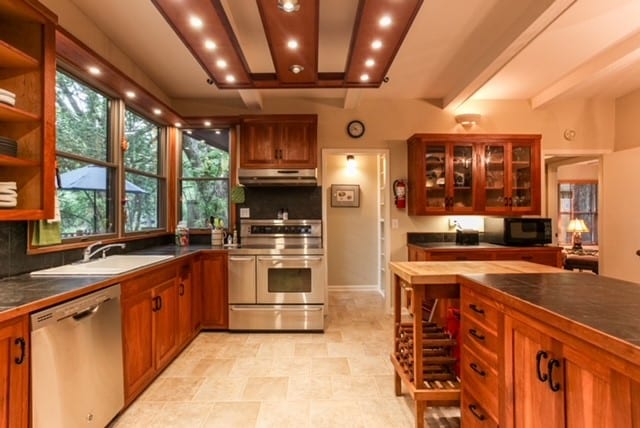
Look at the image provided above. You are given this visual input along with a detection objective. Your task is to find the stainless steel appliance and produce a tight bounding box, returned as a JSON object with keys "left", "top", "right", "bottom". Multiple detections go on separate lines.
{"left": 238, "top": 168, "right": 317, "bottom": 186}
{"left": 31, "top": 284, "right": 124, "bottom": 428}
{"left": 484, "top": 217, "right": 552, "bottom": 246}
{"left": 228, "top": 219, "right": 325, "bottom": 331}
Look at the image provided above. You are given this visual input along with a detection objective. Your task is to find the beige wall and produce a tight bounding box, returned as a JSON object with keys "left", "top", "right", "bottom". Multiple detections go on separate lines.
{"left": 325, "top": 153, "right": 378, "bottom": 287}
{"left": 557, "top": 162, "right": 599, "bottom": 181}
{"left": 615, "top": 88, "right": 640, "bottom": 151}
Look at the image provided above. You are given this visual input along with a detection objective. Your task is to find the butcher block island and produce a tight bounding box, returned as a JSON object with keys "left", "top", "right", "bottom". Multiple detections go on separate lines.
{"left": 390, "top": 261, "right": 640, "bottom": 428}
{"left": 388, "top": 261, "right": 565, "bottom": 428}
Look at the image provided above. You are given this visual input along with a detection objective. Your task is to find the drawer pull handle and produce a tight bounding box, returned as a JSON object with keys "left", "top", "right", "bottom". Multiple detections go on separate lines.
{"left": 548, "top": 359, "right": 561, "bottom": 392}
{"left": 536, "top": 350, "right": 548, "bottom": 382}
{"left": 469, "top": 328, "right": 485, "bottom": 341}
{"left": 468, "top": 404, "right": 486, "bottom": 421}
{"left": 470, "top": 362, "right": 486, "bottom": 377}
{"left": 179, "top": 283, "right": 185, "bottom": 296}
{"left": 469, "top": 304, "right": 485, "bottom": 315}
{"left": 14, "top": 337, "right": 26, "bottom": 365}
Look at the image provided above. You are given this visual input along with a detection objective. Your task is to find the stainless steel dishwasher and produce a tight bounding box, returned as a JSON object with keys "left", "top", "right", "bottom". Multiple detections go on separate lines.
{"left": 31, "top": 284, "right": 124, "bottom": 428}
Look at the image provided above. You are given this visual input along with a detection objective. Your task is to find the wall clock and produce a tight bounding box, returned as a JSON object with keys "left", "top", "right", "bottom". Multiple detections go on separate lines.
{"left": 347, "top": 120, "right": 365, "bottom": 138}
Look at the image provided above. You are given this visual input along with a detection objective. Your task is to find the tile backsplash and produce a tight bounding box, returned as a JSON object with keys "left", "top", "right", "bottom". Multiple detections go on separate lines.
{"left": 236, "top": 186, "right": 322, "bottom": 221}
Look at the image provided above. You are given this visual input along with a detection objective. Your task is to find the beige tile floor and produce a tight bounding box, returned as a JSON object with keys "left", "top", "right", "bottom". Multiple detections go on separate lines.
{"left": 111, "top": 291, "right": 460, "bottom": 428}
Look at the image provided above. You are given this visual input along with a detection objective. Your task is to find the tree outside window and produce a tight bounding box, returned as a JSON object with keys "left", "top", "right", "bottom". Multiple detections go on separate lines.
{"left": 55, "top": 70, "right": 115, "bottom": 238}
{"left": 558, "top": 181, "right": 598, "bottom": 245}
{"left": 124, "top": 109, "right": 164, "bottom": 232}
{"left": 180, "top": 130, "right": 230, "bottom": 229}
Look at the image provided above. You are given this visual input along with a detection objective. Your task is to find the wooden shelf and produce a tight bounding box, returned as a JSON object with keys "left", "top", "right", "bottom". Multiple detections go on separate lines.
{"left": 0, "top": 103, "right": 39, "bottom": 122}
{"left": 0, "top": 40, "right": 38, "bottom": 69}
{"left": 0, "top": 154, "right": 40, "bottom": 167}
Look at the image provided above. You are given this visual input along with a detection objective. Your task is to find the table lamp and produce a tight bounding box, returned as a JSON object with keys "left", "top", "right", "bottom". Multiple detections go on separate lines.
{"left": 567, "top": 219, "right": 589, "bottom": 250}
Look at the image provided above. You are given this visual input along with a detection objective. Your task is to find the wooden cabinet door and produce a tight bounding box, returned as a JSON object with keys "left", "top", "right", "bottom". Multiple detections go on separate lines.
{"left": 122, "top": 289, "right": 155, "bottom": 404}
{"left": 278, "top": 118, "right": 317, "bottom": 168}
{"left": 508, "top": 317, "right": 564, "bottom": 428}
{"left": 177, "top": 263, "right": 192, "bottom": 346}
{"left": 240, "top": 121, "right": 280, "bottom": 167}
{"left": 0, "top": 316, "right": 29, "bottom": 428}
{"left": 153, "top": 278, "right": 179, "bottom": 369}
{"left": 201, "top": 252, "right": 228, "bottom": 329}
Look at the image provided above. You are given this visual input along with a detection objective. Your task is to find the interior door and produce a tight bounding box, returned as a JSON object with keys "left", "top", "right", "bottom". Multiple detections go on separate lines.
{"left": 601, "top": 147, "right": 640, "bottom": 282}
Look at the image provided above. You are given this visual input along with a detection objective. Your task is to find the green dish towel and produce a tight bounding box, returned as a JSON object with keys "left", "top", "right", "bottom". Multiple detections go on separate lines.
{"left": 230, "top": 185, "right": 245, "bottom": 204}
{"left": 32, "top": 220, "right": 62, "bottom": 246}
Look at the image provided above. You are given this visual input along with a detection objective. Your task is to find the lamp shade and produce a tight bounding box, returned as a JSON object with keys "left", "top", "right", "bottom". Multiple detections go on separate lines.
{"left": 567, "top": 219, "right": 589, "bottom": 233}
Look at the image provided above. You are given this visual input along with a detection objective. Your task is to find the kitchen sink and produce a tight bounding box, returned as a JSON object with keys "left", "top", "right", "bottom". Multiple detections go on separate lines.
{"left": 30, "top": 255, "right": 174, "bottom": 277}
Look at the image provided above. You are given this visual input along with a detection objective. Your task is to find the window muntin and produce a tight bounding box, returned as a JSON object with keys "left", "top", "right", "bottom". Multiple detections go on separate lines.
{"left": 558, "top": 181, "right": 598, "bottom": 245}
{"left": 124, "top": 109, "right": 164, "bottom": 233}
{"left": 55, "top": 70, "right": 115, "bottom": 238}
{"left": 180, "top": 130, "right": 230, "bottom": 228}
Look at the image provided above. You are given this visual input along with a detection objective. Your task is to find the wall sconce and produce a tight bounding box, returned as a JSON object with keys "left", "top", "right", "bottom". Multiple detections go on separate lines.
{"left": 346, "top": 154, "right": 356, "bottom": 169}
{"left": 567, "top": 218, "right": 589, "bottom": 250}
{"left": 455, "top": 113, "right": 481, "bottom": 128}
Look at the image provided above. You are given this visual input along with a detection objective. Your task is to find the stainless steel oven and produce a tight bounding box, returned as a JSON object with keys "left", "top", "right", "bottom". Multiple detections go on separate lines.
{"left": 228, "top": 219, "right": 325, "bottom": 331}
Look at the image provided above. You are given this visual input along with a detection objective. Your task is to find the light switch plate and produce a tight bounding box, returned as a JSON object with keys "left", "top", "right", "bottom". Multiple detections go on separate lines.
{"left": 391, "top": 218, "right": 399, "bottom": 229}
{"left": 240, "top": 208, "right": 250, "bottom": 218}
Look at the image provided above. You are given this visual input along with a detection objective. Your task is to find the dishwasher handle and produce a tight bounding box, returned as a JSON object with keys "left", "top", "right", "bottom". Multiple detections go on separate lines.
{"left": 72, "top": 304, "right": 101, "bottom": 321}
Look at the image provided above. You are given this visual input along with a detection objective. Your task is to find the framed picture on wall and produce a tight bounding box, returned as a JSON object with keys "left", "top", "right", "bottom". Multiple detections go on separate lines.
{"left": 331, "top": 184, "right": 360, "bottom": 207}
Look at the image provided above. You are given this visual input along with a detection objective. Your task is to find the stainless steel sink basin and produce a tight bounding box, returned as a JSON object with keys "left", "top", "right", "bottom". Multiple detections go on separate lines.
{"left": 30, "top": 255, "right": 174, "bottom": 277}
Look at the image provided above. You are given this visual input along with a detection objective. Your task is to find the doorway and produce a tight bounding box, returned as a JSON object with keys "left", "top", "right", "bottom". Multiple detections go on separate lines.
{"left": 322, "top": 149, "right": 390, "bottom": 298}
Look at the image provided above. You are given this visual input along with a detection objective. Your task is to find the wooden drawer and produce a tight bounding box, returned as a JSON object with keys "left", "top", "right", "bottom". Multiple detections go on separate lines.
{"left": 461, "top": 344, "right": 498, "bottom": 418}
{"left": 461, "top": 315, "right": 498, "bottom": 367}
{"left": 427, "top": 251, "right": 491, "bottom": 261}
{"left": 461, "top": 389, "right": 498, "bottom": 428}
{"left": 461, "top": 287, "right": 499, "bottom": 333}
{"left": 493, "top": 250, "right": 560, "bottom": 267}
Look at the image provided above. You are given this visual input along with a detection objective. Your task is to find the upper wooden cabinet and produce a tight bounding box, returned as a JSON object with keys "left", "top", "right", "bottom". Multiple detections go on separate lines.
{"left": 407, "top": 134, "right": 541, "bottom": 216}
{"left": 240, "top": 115, "right": 317, "bottom": 168}
{"left": 0, "top": 0, "right": 56, "bottom": 220}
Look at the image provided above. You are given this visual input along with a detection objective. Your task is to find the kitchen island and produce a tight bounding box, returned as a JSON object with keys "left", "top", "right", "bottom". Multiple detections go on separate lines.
{"left": 388, "top": 260, "right": 565, "bottom": 428}
{"left": 390, "top": 260, "right": 640, "bottom": 428}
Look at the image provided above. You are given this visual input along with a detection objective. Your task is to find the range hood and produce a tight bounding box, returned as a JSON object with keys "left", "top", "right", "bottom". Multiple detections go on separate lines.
{"left": 238, "top": 168, "right": 317, "bottom": 186}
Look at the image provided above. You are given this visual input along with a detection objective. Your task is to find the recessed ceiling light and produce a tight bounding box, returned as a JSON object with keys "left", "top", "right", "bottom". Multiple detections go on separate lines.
{"left": 204, "top": 120, "right": 211, "bottom": 127}
{"left": 365, "top": 58, "right": 375, "bottom": 68}
{"left": 216, "top": 59, "right": 227, "bottom": 69}
{"left": 175, "top": 122, "right": 182, "bottom": 128}
{"left": 379, "top": 15, "right": 392, "bottom": 27}
{"left": 186, "top": 130, "right": 193, "bottom": 135}
{"left": 289, "top": 64, "right": 304, "bottom": 74}
{"left": 225, "top": 74, "right": 235, "bottom": 83}
{"left": 88, "top": 66, "right": 101, "bottom": 75}
{"left": 278, "top": 0, "right": 300, "bottom": 12}
{"left": 287, "top": 39, "right": 299, "bottom": 49}
{"left": 125, "top": 90, "right": 136, "bottom": 99}
{"left": 153, "top": 108, "right": 162, "bottom": 115}
{"left": 215, "top": 129, "right": 222, "bottom": 135}
{"left": 189, "top": 16, "right": 203, "bottom": 29}
{"left": 204, "top": 39, "right": 217, "bottom": 51}
{"left": 371, "top": 40, "right": 383, "bottom": 50}
{"left": 360, "top": 73, "right": 370, "bottom": 82}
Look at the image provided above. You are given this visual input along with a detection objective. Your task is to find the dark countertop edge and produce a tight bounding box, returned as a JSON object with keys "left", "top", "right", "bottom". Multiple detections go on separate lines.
{"left": 457, "top": 273, "right": 640, "bottom": 369}
{"left": 408, "top": 242, "right": 562, "bottom": 250}
{"left": 0, "top": 245, "right": 227, "bottom": 324}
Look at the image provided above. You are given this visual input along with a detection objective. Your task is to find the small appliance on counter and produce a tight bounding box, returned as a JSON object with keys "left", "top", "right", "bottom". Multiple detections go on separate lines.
{"left": 484, "top": 216, "right": 552, "bottom": 246}
{"left": 455, "top": 228, "right": 479, "bottom": 245}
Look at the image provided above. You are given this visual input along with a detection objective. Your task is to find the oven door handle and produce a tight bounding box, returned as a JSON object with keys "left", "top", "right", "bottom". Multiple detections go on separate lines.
{"left": 258, "top": 256, "right": 323, "bottom": 262}
{"left": 229, "top": 256, "right": 255, "bottom": 262}
{"left": 229, "top": 306, "right": 323, "bottom": 312}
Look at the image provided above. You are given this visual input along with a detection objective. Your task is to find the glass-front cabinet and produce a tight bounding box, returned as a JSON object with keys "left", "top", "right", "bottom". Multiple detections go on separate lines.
{"left": 408, "top": 136, "right": 476, "bottom": 215}
{"left": 408, "top": 134, "right": 541, "bottom": 216}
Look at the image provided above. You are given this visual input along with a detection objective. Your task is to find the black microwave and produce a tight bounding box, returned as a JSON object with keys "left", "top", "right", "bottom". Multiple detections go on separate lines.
{"left": 484, "top": 217, "right": 552, "bottom": 246}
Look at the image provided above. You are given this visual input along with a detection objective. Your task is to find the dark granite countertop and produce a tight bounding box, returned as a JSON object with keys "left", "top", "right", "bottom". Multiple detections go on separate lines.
{"left": 460, "top": 272, "right": 640, "bottom": 348}
{"left": 0, "top": 244, "right": 224, "bottom": 322}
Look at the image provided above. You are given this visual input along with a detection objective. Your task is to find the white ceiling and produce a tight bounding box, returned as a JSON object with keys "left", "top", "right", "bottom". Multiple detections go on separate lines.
{"left": 63, "top": 0, "right": 640, "bottom": 111}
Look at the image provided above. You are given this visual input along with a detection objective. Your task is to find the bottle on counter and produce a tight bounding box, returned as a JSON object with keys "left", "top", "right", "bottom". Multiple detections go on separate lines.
{"left": 282, "top": 208, "right": 289, "bottom": 220}
{"left": 175, "top": 221, "right": 189, "bottom": 247}
{"left": 232, "top": 229, "right": 238, "bottom": 244}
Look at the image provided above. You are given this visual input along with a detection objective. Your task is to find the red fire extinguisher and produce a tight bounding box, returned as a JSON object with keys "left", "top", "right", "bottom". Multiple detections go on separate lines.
{"left": 393, "top": 179, "right": 407, "bottom": 209}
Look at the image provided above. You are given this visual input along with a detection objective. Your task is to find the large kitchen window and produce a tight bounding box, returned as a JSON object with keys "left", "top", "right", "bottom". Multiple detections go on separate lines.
{"left": 558, "top": 181, "right": 598, "bottom": 245}
{"left": 180, "top": 129, "right": 230, "bottom": 228}
{"left": 55, "top": 70, "right": 115, "bottom": 238}
{"left": 123, "top": 109, "right": 165, "bottom": 232}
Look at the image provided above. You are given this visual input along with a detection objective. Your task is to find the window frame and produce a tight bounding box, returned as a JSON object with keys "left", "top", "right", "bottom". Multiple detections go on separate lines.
{"left": 557, "top": 179, "right": 598, "bottom": 245}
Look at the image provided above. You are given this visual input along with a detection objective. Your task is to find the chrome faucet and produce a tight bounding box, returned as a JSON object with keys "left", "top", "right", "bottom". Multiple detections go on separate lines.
{"left": 82, "top": 241, "right": 126, "bottom": 262}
